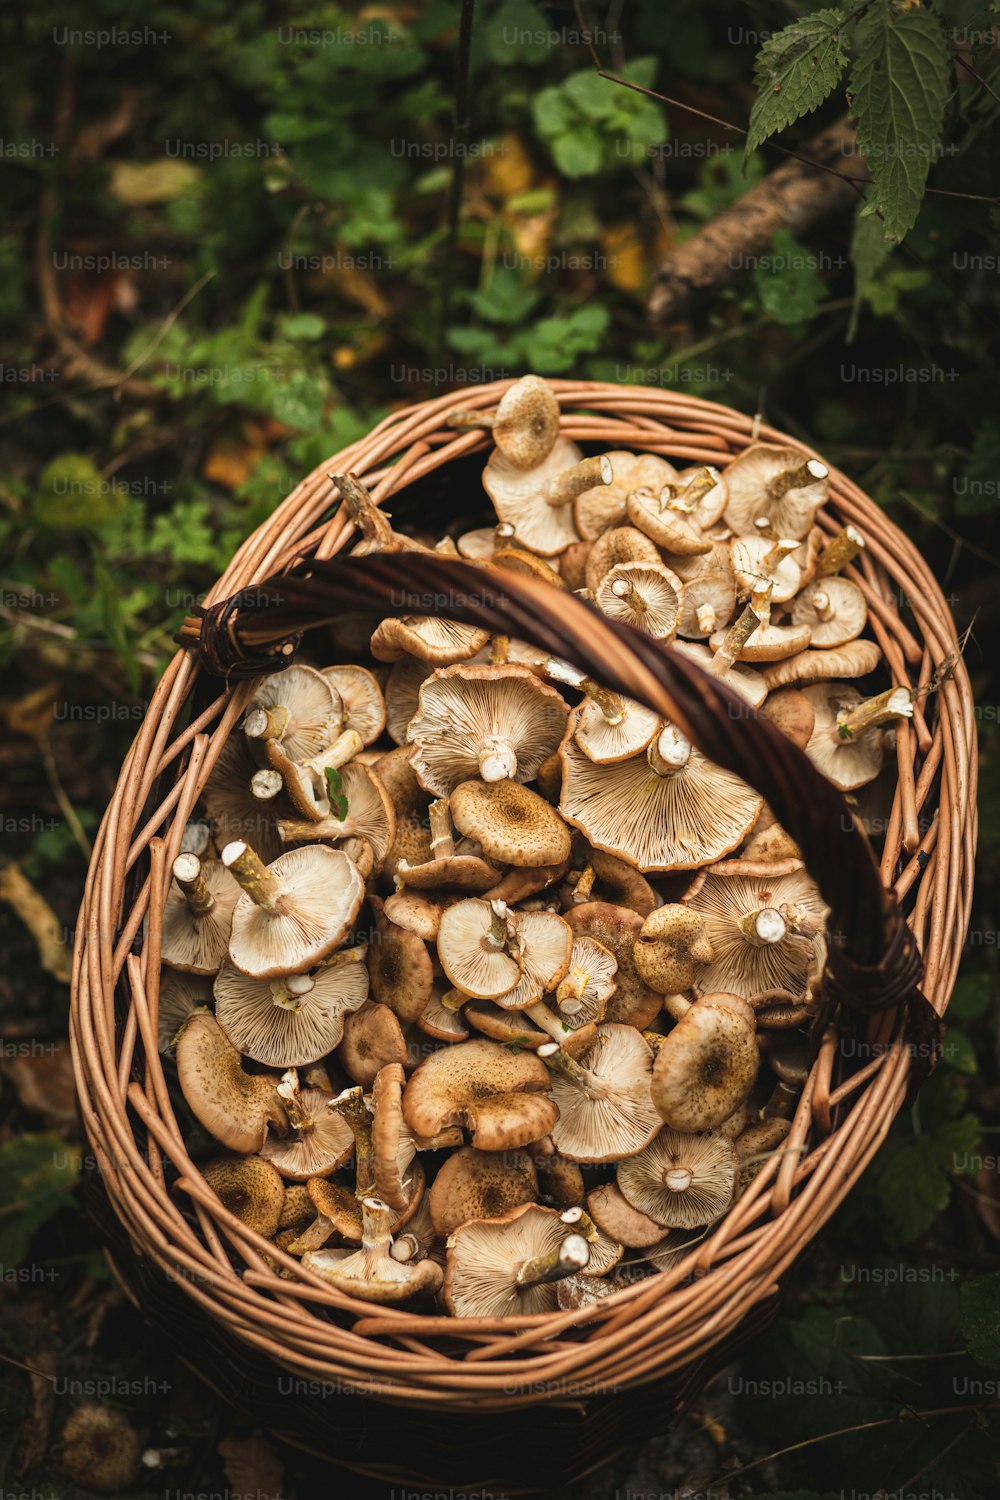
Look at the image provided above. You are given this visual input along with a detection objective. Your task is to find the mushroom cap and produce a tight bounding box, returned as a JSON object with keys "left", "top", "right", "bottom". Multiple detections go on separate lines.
{"left": 585, "top": 1181, "right": 666, "bottom": 1249}
{"left": 584, "top": 525, "right": 662, "bottom": 593}
{"left": 321, "top": 664, "right": 386, "bottom": 745}
{"left": 668, "top": 465, "right": 729, "bottom": 529}
{"left": 451, "top": 779, "right": 572, "bottom": 868}
{"left": 492, "top": 910, "right": 573, "bottom": 1011}
{"left": 368, "top": 897, "right": 434, "bottom": 1025}
{"left": 685, "top": 870, "right": 827, "bottom": 1000}
{"left": 555, "top": 934, "right": 618, "bottom": 1027}
{"left": 377, "top": 745, "right": 434, "bottom": 876}
{"left": 337, "top": 1000, "right": 408, "bottom": 1089}
{"left": 463, "top": 997, "right": 548, "bottom": 1050}
{"left": 617, "top": 1128, "right": 738, "bottom": 1229}
{"left": 201, "top": 1153, "right": 286, "bottom": 1237}
{"left": 385, "top": 656, "right": 434, "bottom": 744}
{"left": 443, "top": 1202, "right": 588, "bottom": 1318}
{"left": 790, "top": 577, "right": 867, "bottom": 648}
{"left": 758, "top": 687, "right": 816, "bottom": 749}
{"left": 371, "top": 614, "right": 490, "bottom": 666}
{"left": 671, "top": 641, "right": 768, "bottom": 708}
{"left": 565, "top": 842, "right": 657, "bottom": 917}
{"left": 157, "top": 969, "right": 213, "bottom": 1053}
{"left": 573, "top": 695, "right": 660, "bottom": 764}
{"left": 203, "top": 734, "right": 284, "bottom": 864}
{"left": 402, "top": 1037, "right": 557, "bottom": 1150}
{"left": 408, "top": 664, "right": 568, "bottom": 796}
{"left": 529, "top": 1137, "right": 586, "bottom": 1206}
{"left": 548, "top": 1023, "right": 661, "bottom": 1163}
{"left": 175, "top": 1011, "right": 286, "bottom": 1153}
{"left": 436, "top": 898, "right": 523, "bottom": 999}
{"left": 574, "top": 452, "right": 677, "bottom": 539}
{"left": 302, "top": 1197, "right": 443, "bottom": 1303}
{"left": 595, "top": 561, "right": 685, "bottom": 641}
{"left": 708, "top": 620, "right": 812, "bottom": 663}
{"left": 161, "top": 858, "right": 240, "bottom": 975}
{"left": 801, "top": 683, "right": 885, "bottom": 790}
{"left": 676, "top": 565, "right": 738, "bottom": 641}
{"left": 626, "top": 486, "right": 713, "bottom": 555}
{"left": 634, "top": 905, "right": 714, "bottom": 993}
{"left": 761, "top": 638, "right": 882, "bottom": 691}
{"left": 372, "top": 1062, "right": 418, "bottom": 1210}
{"left": 730, "top": 536, "right": 801, "bottom": 603}
{"left": 559, "top": 720, "right": 761, "bottom": 873}
{"left": 565, "top": 902, "right": 663, "bottom": 1029}
{"left": 492, "top": 375, "right": 561, "bottom": 469}
{"left": 650, "top": 999, "right": 759, "bottom": 1131}
{"left": 383, "top": 889, "right": 465, "bottom": 940}
{"left": 722, "top": 443, "right": 827, "bottom": 540}
{"left": 260, "top": 1090, "right": 355, "bottom": 1180}
{"left": 429, "top": 1145, "right": 539, "bottom": 1236}
{"left": 397, "top": 851, "right": 502, "bottom": 894}
{"left": 279, "top": 763, "right": 396, "bottom": 871}
{"left": 226, "top": 844, "right": 365, "bottom": 980}
{"left": 214, "top": 952, "right": 369, "bottom": 1068}
{"left": 417, "top": 985, "right": 471, "bottom": 1043}
{"left": 247, "top": 664, "right": 342, "bottom": 762}
{"left": 483, "top": 437, "right": 583, "bottom": 555}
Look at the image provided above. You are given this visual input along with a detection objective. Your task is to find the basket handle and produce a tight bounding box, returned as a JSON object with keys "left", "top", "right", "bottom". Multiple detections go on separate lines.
{"left": 181, "top": 553, "right": 923, "bottom": 1019}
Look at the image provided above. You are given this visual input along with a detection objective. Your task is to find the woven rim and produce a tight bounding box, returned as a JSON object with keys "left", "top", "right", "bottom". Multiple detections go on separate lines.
{"left": 69, "top": 380, "right": 976, "bottom": 1412}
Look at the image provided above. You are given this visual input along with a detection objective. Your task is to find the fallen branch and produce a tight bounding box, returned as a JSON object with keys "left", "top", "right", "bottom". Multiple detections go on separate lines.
{"left": 0, "top": 863, "right": 72, "bottom": 983}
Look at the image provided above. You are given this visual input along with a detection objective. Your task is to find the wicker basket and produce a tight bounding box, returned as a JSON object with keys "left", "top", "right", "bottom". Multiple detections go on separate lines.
{"left": 70, "top": 380, "right": 976, "bottom": 1491}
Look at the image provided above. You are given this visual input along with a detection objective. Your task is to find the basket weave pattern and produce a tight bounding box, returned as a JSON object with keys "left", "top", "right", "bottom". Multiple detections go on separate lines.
{"left": 70, "top": 381, "right": 976, "bottom": 1413}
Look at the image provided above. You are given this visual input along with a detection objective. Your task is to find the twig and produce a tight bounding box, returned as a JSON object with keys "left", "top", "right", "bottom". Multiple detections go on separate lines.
{"left": 39, "top": 732, "right": 93, "bottom": 860}
{"left": 435, "top": 0, "right": 476, "bottom": 389}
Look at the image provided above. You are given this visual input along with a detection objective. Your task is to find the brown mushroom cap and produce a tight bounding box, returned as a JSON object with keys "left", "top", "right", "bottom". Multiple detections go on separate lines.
{"left": 584, "top": 526, "right": 662, "bottom": 592}
{"left": 176, "top": 1010, "right": 286, "bottom": 1153}
{"left": 595, "top": 561, "right": 686, "bottom": 641}
{"left": 585, "top": 1181, "right": 666, "bottom": 1249}
{"left": 574, "top": 451, "right": 677, "bottom": 539}
{"left": 321, "top": 665, "right": 386, "bottom": 745}
{"left": 491, "top": 375, "right": 561, "bottom": 469}
{"left": 402, "top": 1037, "right": 557, "bottom": 1150}
{"left": 617, "top": 1128, "right": 738, "bottom": 1229}
{"left": 161, "top": 856, "right": 240, "bottom": 976}
{"left": 201, "top": 1153, "right": 286, "bottom": 1238}
{"left": 761, "top": 639, "right": 882, "bottom": 691}
{"left": 408, "top": 664, "right": 568, "bottom": 795}
{"left": 758, "top": 687, "right": 816, "bottom": 749}
{"left": 429, "top": 1145, "right": 539, "bottom": 1236}
{"left": 626, "top": 486, "right": 713, "bottom": 555}
{"left": 337, "top": 1000, "right": 408, "bottom": 1089}
{"left": 245, "top": 664, "right": 342, "bottom": 763}
{"left": 157, "top": 969, "right": 213, "bottom": 1053}
{"left": 544, "top": 1023, "right": 661, "bottom": 1163}
{"left": 451, "top": 779, "right": 572, "bottom": 868}
{"left": 443, "top": 1202, "right": 590, "bottom": 1318}
{"left": 650, "top": 997, "right": 759, "bottom": 1131}
{"left": 368, "top": 896, "right": 434, "bottom": 1025}
{"left": 260, "top": 1078, "right": 355, "bottom": 1181}
{"left": 634, "top": 905, "right": 714, "bottom": 994}
{"left": 372, "top": 1063, "right": 419, "bottom": 1211}
{"left": 214, "top": 948, "right": 369, "bottom": 1069}
{"left": 565, "top": 902, "right": 662, "bottom": 1030}
{"left": 224, "top": 842, "right": 365, "bottom": 980}
{"left": 462, "top": 997, "right": 548, "bottom": 1050}
{"left": 417, "top": 985, "right": 472, "bottom": 1043}
{"left": 722, "top": 443, "right": 828, "bottom": 540}
{"left": 685, "top": 870, "right": 827, "bottom": 1000}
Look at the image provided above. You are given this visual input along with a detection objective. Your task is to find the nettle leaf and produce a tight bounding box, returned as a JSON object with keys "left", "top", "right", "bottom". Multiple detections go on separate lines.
{"left": 960, "top": 1272, "right": 1000, "bottom": 1369}
{"left": 0, "top": 1133, "right": 80, "bottom": 1267}
{"left": 324, "top": 766, "right": 349, "bottom": 821}
{"left": 956, "top": 417, "right": 1000, "bottom": 516}
{"left": 877, "top": 1112, "right": 981, "bottom": 1241}
{"left": 745, "top": 10, "right": 849, "bottom": 159}
{"left": 753, "top": 228, "right": 830, "bottom": 326}
{"left": 848, "top": 5, "right": 951, "bottom": 240}
{"left": 847, "top": 198, "right": 894, "bottom": 341}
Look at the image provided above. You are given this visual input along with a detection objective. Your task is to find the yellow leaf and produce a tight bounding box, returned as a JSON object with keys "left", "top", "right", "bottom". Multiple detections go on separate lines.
{"left": 109, "top": 159, "right": 200, "bottom": 205}
{"left": 602, "top": 223, "right": 650, "bottom": 296}
{"left": 484, "top": 133, "right": 536, "bottom": 201}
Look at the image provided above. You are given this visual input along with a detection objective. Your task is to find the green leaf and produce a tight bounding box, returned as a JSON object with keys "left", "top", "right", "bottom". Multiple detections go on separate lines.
{"left": 468, "top": 268, "right": 540, "bottom": 325}
{"left": 960, "top": 1272, "right": 1000, "bottom": 1369}
{"left": 532, "top": 86, "right": 572, "bottom": 137}
{"left": 752, "top": 228, "right": 830, "bottom": 326}
{"left": 956, "top": 418, "right": 1000, "bottom": 516}
{"left": 281, "top": 312, "right": 326, "bottom": 341}
{"left": 848, "top": 6, "right": 951, "bottom": 240}
{"left": 485, "top": 0, "right": 550, "bottom": 65}
{"left": 324, "top": 766, "right": 349, "bottom": 821}
{"left": 0, "top": 1133, "right": 80, "bottom": 1267}
{"left": 847, "top": 198, "right": 894, "bottom": 341}
{"left": 33, "top": 455, "right": 124, "bottom": 532}
{"left": 949, "top": 972, "right": 993, "bottom": 1021}
{"left": 551, "top": 128, "right": 605, "bottom": 178}
{"left": 877, "top": 1113, "right": 981, "bottom": 1240}
{"left": 745, "top": 10, "right": 849, "bottom": 159}
{"left": 941, "top": 1028, "right": 978, "bottom": 1074}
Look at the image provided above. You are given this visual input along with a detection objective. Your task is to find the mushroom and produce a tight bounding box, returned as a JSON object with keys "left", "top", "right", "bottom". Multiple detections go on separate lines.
{"left": 402, "top": 1037, "right": 558, "bottom": 1150}
{"left": 157, "top": 969, "right": 212, "bottom": 1053}
{"left": 539, "top": 1023, "right": 661, "bottom": 1162}
{"left": 650, "top": 994, "right": 759, "bottom": 1131}
{"left": 585, "top": 1181, "right": 666, "bottom": 1249}
{"left": 201, "top": 1154, "right": 286, "bottom": 1238}
{"left": 722, "top": 444, "right": 828, "bottom": 540}
{"left": 244, "top": 664, "right": 342, "bottom": 763}
{"left": 302, "top": 1196, "right": 443, "bottom": 1303}
{"left": 790, "top": 578, "right": 867, "bottom": 649}
{"left": 815, "top": 523, "right": 866, "bottom": 577}
{"left": 584, "top": 526, "right": 662, "bottom": 592}
{"left": 451, "top": 779, "right": 572, "bottom": 868}
{"left": 559, "top": 1204, "right": 623, "bottom": 1275}
{"left": 565, "top": 902, "right": 663, "bottom": 1030}
{"left": 595, "top": 561, "right": 685, "bottom": 641}
{"left": 417, "top": 983, "right": 471, "bottom": 1043}
{"left": 559, "top": 721, "right": 762, "bottom": 873}
{"left": 761, "top": 638, "right": 882, "bottom": 691}
{"left": 449, "top": 374, "right": 561, "bottom": 469}
{"left": 321, "top": 665, "right": 386, "bottom": 745}
{"left": 370, "top": 614, "right": 490, "bottom": 667}
{"left": 554, "top": 934, "right": 618, "bottom": 1028}
{"left": 730, "top": 535, "right": 802, "bottom": 604}
{"left": 802, "top": 683, "right": 913, "bottom": 790}
{"left": 367, "top": 897, "right": 434, "bottom": 1025}
{"left": 377, "top": 745, "right": 433, "bottom": 876}
{"left": 175, "top": 1010, "right": 286, "bottom": 1153}
{"left": 222, "top": 841, "right": 365, "bottom": 979}
{"left": 617, "top": 1128, "right": 738, "bottom": 1229}
{"left": 758, "top": 687, "right": 816, "bottom": 749}
{"left": 563, "top": 842, "right": 657, "bottom": 917}
{"left": 337, "top": 1001, "right": 408, "bottom": 1089}
{"left": 203, "top": 734, "right": 284, "bottom": 864}
{"left": 372, "top": 1063, "right": 421, "bottom": 1211}
{"left": 674, "top": 545, "right": 738, "bottom": 640}
{"left": 574, "top": 451, "right": 678, "bottom": 539}
{"left": 260, "top": 1071, "right": 355, "bottom": 1180}
{"left": 428, "top": 1146, "right": 539, "bottom": 1236}
{"left": 277, "top": 762, "right": 396, "bottom": 873}
{"left": 634, "top": 905, "right": 714, "bottom": 994}
{"left": 214, "top": 945, "right": 369, "bottom": 1068}
{"left": 671, "top": 640, "right": 768, "bottom": 708}
{"left": 436, "top": 898, "right": 524, "bottom": 1000}
{"left": 395, "top": 800, "right": 501, "bottom": 893}
{"left": 659, "top": 464, "right": 728, "bottom": 530}
{"left": 443, "top": 1202, "right": 590, "bottom": 1317}
{"left": 407, "top": 664, "right": 568, "bottom": 793}
{"left": 626, "top": 484, "right": 713, "bottom": 556}
{"left": 483, "top": 436, "right": 585, "bottom": 555}
{"left": 492, "top": 910, "right": 573, "bottom": 1012}
{"left": 385, "top": 656, "right": 434, "bottom": 745}
{"left": 684, "top": 870, "right": 827, "bottom": 1000}
{"left": 383, "top": 889, "right": 465, "bottom": 940}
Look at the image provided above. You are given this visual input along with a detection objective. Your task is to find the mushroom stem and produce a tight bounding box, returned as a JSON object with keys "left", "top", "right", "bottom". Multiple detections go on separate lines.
{"left": 556, "top": 964, "right": 590, "bottom": 1012}
{"left": 762, "top": 1080, "right": 800, "bottom": 1119}
{"left": 490, "top": 634, "right": 510, "bottom": 665}
{"left": 446, "top": 409, "right": 496, "bottom": 432}
{"left": 836, "top": 687, "right": 913, "bottom": 741}
{"left": 664, "top": 1166, "right": 693, "bottom": 1193}
{"left": 276, "top": 1069, "right": 313, "bottom": 1133}
{"left": 525, "top": 1000, "right": 573, "bottom": 1042}
{"left": 478, "top": 736, "right": 518, "bottom": 783}
{"left": 646, "top": 726, "right": 692, "bottom": 778}
{"left": 306, "top": 729, "right": 364, "bottom": 778}
{"left": 330, "top": 1086, "right": 374, "bottom": 1196}
{"left": 390, "top": 1232, "right": 421, "bottom": 1263}
{"left": 440, "top": 987, "right": 466, "bottom": 1013}
{"left": 221, "top": 841, "right": 282, "bottom": 914}
{"left": 486, "top": 899, "right": 514, "bottom": 951}
{"left": 662, "top": 465, "right": 720, "bottom": 510}
{"left": 278, "top": 815, "right": 346, "bottom": 842}
{"left": 779, "top": 903, "right": 824, "bottom": 939}
{"left": 288, "top": 1213, "right": 334, "bottom": 1255}
{"left": 737, "top": 908, "right": 787, "bottom": 947}
{"left": 809, "top": 589, "right": 835, "bottom": 621}
{"left": 428, "top": 800, "right": 455, "bottom": 858}
{"left": 710, "top": 600, "right": 763, "bottom": 675}
{"left": 816, "top": 524, "right": 865, "bottom": 578}
{"left": 245, "top": 703, "right": 291, "bottom": 743}
{"left": 559, "top": 1205, "right": 599, "bottom": 1243}
{"left": 172, "top": 854, "right": 215, "bottom": 916}
{"left": 359, "top": 1196, "right": 394, "bottom": 1249}
{"left": 547, "top": 454, "right": 613, "bottom": 507}
{"left": 661, "top": 994, "right": 693, "bottom": 1022}
{"left": 695, "top": 602, "right": 719, "bottom": 634}
{"left": 331, "top": 472, "right": 397, "bottom": 551}
{"left": 514, "top": 1233, "right": 590, "bottom": 1288}
{"left": 610, "top": 577, "right": 645, "bottom": 612}
{"left": 570, "top": 866, "right": 597, "bottom": 904}
{"left": 544, "top": 659, "right": 628, "bottom": 726}
{"left": 251, "top": 768, "right": 284, "bottom": 802}
{"left": 270, "top": 973, "right": 315, "bottom": 1012}
{"left": 769, "top": 456, "right": 828, "bottom": 500}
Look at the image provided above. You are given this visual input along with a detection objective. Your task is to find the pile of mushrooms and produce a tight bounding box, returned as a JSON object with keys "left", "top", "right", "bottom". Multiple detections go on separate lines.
{"left": 163, "top": 375, "right": 911, "bottom": 1316}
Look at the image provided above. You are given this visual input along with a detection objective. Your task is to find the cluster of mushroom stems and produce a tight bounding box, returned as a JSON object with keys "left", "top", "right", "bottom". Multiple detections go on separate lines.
{"left": 158, "top": 375, "right": 912, "bottom": 1316}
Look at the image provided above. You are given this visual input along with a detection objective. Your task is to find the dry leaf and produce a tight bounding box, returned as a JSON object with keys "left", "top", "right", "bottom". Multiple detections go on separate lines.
{"left": 484, "top": 132, "right": 536, "bottom": 200}
{"left": 73, "top": 86, "right": 140, "bottom": 161}
{"left": 3, "top": 683, "right": 57, "bottom": 740}
{"left": 218, "top": 1432, "right": 286, "bottom": 1500}
{"left": 109, "top": 159, "right": 200, "bottom": 206}
{"left": 2, "top": 1040, "right": 79, "bottom": 1135}
{"left": 18, "top": 1351, "right": 57, "bottom": 1477}
{"left": 602, "top": 222, "right": 650, "bottom": 296}
{"left": 0, "top": 864, "right": 71, "bottom": 983}
{"left": 202, "top": 430, "right": 268, "bottom": 491}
